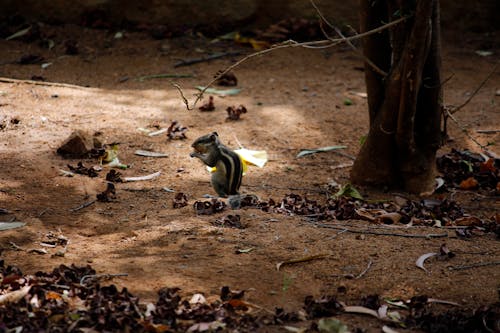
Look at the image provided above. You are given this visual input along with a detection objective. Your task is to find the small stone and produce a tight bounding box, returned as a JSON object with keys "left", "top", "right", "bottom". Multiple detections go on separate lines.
{"left": 57, "top": 130, "right": 94, "bottom": 158}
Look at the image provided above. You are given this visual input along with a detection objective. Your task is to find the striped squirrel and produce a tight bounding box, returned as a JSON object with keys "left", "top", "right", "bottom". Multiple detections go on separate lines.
{"left": 190, "top": 132, "right": 243, "bottom": 202}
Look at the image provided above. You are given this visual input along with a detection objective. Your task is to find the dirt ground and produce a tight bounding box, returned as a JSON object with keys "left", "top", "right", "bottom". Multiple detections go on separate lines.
{"left": 0, "top": 24, "right": 499, "bottom": 331}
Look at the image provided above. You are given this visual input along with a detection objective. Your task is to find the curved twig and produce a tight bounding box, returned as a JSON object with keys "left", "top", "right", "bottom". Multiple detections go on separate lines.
{"left": 310, "top": 0, "right": 387, "bottom": 76}
{"left": 173, "top": 16, "right": 410, "bottom": 110}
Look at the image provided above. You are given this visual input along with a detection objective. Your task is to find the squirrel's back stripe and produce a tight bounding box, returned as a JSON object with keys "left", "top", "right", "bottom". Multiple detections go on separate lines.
{"left": 220, "top": 148, "right": 242, "bottom": 195}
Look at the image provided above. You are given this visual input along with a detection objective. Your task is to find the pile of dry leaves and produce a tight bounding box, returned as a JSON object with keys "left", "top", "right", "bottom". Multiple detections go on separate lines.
{"left": 436, "top": 149, "right": 499, "bottom": 192}
{"left": 1, "top": 260, "right": 498, "bottom": 332}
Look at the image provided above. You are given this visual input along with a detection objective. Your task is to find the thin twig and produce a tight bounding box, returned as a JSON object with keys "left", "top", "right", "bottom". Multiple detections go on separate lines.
{"left": 331, "top": 150, "right": 356, "bottom": 160}
{"left": 442, "top": 62, "right": 497, "bottom": 150}
{"left": 476, "top": 129, "right": 500, "bottom": 134}
{"left": 276, "top": 253, "right": 330, "bottom": 271}
{"left": 310, "top": 0, "right": 387, "bottom": 76}
{"left": 173, "top": 51, "right": 241, "bottom": 67}
{"left": 52, "top": 284, "right": 71, "bottom": 290}
{"left": 173, "top": 16, "right": 410, "bottom": 110}
{"left": 244, "top": 301, "right": 276, "bottom": 315}
{"left": 70, "top": 200, "right": 96, "bottom": 212}
{"left": 136, "top": 73, "right": 193, "bottom": 81}
{"left": 444, "top": 107, "right": 488, "bottom": 150}
{"left": 0, "top": 77, "right": 89, "bottom": 89}
{"left": 313, "top": 222, "right": 449, "bottom": 239}
{"left": 355, "top": 259, "right": 373, "bottom": 279}
{"left": 449, "top": 61, "right": 498, "bottom": 115}
{"left": 37, "top": 208, "right": 49, "bottom": 218}
{"left": 9, "top": 241, "right": 24, "bottom": 251}
{"left": 328, "top": 222, "right": 413, "bottom": 230}
{"left": 80, "top": 273, "right": 129, "bottom": 286}
{"left": 330, "top": 162, "right": 354, "bottom": 169}
{"left": 326, "top": 228, "right": 348, "bottom": 239}
{"left": 448, "top": 261, "right": 500, "bottom": 271}
{"left": 244, "top": 183, "right": 325, "bottom": 193}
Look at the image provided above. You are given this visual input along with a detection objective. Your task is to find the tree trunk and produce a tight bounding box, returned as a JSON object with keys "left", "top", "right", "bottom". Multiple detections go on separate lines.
{"left": 350, "top": 0, "right": 442, "bottom": 194}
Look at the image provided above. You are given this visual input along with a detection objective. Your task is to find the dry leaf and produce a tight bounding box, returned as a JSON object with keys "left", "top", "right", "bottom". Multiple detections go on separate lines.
{"left": 276, "top": 254, "right": 329, "bottom": 271}
{"left": 459, "top": 177, "right": 479, "bottom": 190}
{"left": 382, "top": 326, "right": 400, "bottom": 333}
{"left": 148, "top": 128, "right": 169, "bottom": 136}
{"left": 416, "top": 252, "right": 438, "bottom": 273}
{"left": 343, "top": 305, "right": 379, "bottom": 318}
{"left": 46, "top": 291, "right": 62, "bottom": 300}
{"left": 376, "top": 212, "right": 403, "bottom": 224}
{"left": 124, "top": 171, "right": 161, "bottom": 182}
{"left": 427, "top": 298, "right": 461, "bottom": 306}
{"left": 227, "top": 299, "right": 250, "bottom": 310}
{"left": 134, "top": 150, "right": 168, "bottom": 157}
{"left": 479, "top": 158, "right": 496, "bottom": 173}
{"left": 454, "top": 216, "right": 482, "bottom": 226}
{"left": 189, "top": 293, "right": 207, "bottom": 305}
{"left": 187, "top": 321, "right": 226, "bottom": 332}
{"left": 199, "top": 96, "right": 215, "bottom": 111}
{"left": 0, "top": 285, "right": 31, "bottom": 305}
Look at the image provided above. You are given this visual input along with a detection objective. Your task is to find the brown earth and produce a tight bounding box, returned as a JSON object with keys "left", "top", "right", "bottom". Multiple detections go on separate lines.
{"left": 0, "top": 24, "right": 499, "bottom": 331}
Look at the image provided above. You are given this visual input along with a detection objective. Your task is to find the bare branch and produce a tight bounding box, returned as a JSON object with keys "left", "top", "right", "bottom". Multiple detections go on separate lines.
{"left": 310, "top": 0, "right": 387, "bottom": 76}
{"left": 70, "top": 200, "right": 96, "bottom": 212}
{"left": 444, "top": 107, "right": 488, "bottom": 151}
{"left": 311, "top": 222, "right": 449, "bottom": 239}
{"left": 476, "top": 129, "right": 500, "bottom": 134}
{"left": 173, "top": 16, "right": 410, "bottom": 110}
{"left": 448, "top": 261, "right": 500, "bottom": 271}
{"left": 442, "top": 62, "right": 498, "bottom": 153}
{"left": 0, "top": 77, "right": 89, "bottom": 89}
{"left": 450, "top": 61, "right": 498, "bottom": 115}
{"left": 80, "top": 273, "right": 129, "bottom": 286}
{"left": 355, "top": 259, "right": 373, "bottom": 279}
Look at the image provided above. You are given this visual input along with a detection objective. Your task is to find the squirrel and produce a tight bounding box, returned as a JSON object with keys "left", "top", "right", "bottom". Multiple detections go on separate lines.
{"left": 190, "top": 132, "right": 243, "bottom": 204}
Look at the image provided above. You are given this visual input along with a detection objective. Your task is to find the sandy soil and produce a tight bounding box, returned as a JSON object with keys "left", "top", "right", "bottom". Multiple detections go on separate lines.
{"left": 0, "top": 24, "right": 499, "bottom": 331}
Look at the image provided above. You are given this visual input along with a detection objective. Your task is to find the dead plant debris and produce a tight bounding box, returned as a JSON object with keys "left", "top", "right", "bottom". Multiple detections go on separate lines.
{"left": 211, "top": 214, "right": 244, "bottom": 229}
{"left": 166, "top": 120, "right": 187, "bottom": 140}
{"left": 96, "top": 182, "right": 117, "bottom": 202}
{"left": 105, "top": 169, "right": 123, "bottom": 183}
{"left": 437, "top": 149, "right": 499, "bottom": 193}
{"left": 198, "top": 95, "right": 215, "bottom": 111}
{"left": 16, "top": 54, "right": 44, "bottom": 65}
{"left": 216, "top": 71, "right": 238, "bottom": 86}
{"left": 0, "top": 261, "right": 498, "bottom": 332}
{"left": 0, "top": 116, "right": 20, "bottom": 130}
{"left": 67, "top": 162, "right": 99, "bottom": 178}
{"left": 172, "top": 192, "right": 188, "bottom": 208}
{"left": 226, "top": 105, "right": 247, "bottom": 121}
{"left": 255, "top": 17, "right": 324, "bottom": 43}
{"left": 193, "top": 198, "right": 226, "bottom": 215}
{"left": 248, "top": 193, "right": 497, "bottom": 236}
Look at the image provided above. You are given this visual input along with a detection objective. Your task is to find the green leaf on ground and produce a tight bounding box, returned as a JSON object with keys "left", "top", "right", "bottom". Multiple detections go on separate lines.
{"left": 195, "top": 86, "right": 241, "bottom": 96}
{"left": 0, "top": 222, "right": 25, "bottom": 231}
{"left": 297, "top": 146, "right": 347, "bottom": 158}
{"left": 334, "top": 183, "right": 363, "bottom": 200}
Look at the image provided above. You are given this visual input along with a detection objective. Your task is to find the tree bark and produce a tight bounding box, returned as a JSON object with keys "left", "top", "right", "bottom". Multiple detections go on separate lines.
{"left": 350, "top": 0, "right": 442, "bottom": 193}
